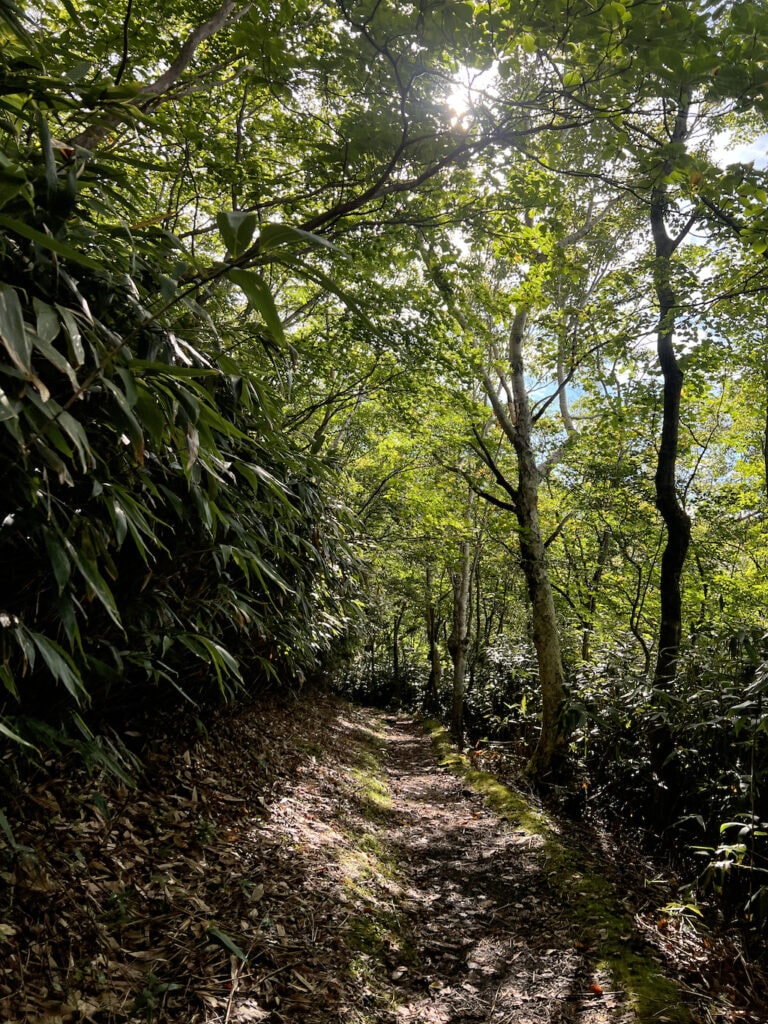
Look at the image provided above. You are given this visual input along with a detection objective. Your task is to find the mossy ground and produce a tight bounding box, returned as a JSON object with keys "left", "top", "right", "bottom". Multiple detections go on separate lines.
{"left": 333, "top": 715, "right": 416, "bottom": 1011}
{"left": 425, "top": 719, "right": 692, "bottom": 1024}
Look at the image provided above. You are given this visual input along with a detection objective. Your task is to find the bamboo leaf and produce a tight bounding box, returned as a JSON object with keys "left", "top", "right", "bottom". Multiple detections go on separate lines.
{"left": 206, "top": 925, "right": 248, "bottom": 961}
{"left": 36, "top": 110, "right": 58, "bottom": 199}
{"left": 0, "top": 215, "right": 101, "bottom": 269}
{"left": 0, "top": 720, "right": 35, "bottom": 748}
{"left": 0, "top": 285, "right": 31, "bottom": 373}
{"left": 0, "top": 385, "right": 20, "bottom": 423}
{"left": 29, "top": 630, "right": 88, "bottom": 703}
{"left": 44, "top": 532, "right": 71, "bottom": 593}
{"left": 55, "top": 304, "right": 84, "bottom": 365}
{"left": 29, "top": 329, "right": 79, "bottom": 391}
{"left": 33, "top": 298, "right": 60, "bottom": 343}
{"left": 186, "top": 422, "right": 200, "bottom": 470}
{"left": 228, "top": 268, "right": 285, "bottom": 345}
{"left": 65, "top": 542, "right": 123, "bottom": 628}
{"left": 131, "top": 362, "right": 219, "bottom": 378}
{"left": 0, "top": 664, "right": 19, "bottom": 701}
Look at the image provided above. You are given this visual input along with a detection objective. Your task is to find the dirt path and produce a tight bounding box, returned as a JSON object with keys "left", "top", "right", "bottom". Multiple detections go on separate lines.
{"left": 2, "top": 698, "right": 764, "bottom": 1023}
{"left": 243, "top": 706, "right": 679, "bottom": 1024}
{"left": 362, "top": 714, "right": 633, "bottom": 1024}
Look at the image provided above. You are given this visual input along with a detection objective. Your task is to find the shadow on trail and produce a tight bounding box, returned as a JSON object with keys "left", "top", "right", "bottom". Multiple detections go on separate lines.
{"left": 352, "top": 715, "right": 688, "bottom": 1024}
{"left": 219, "top": 705, "right": 690, "bottom": 1024}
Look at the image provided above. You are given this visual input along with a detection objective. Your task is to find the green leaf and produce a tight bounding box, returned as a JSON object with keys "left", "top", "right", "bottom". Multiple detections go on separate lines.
{"left": 228, "top": 268, "right": 285, "bottom": 345}
{"left": 33, "top": 298, "right": 60, "bottom": 344}
{"left": 603, "top": 1, "right": 630, "bottom": 25}
{"left": 186, "top": 422, "right": 199, "bottom": 470}
{"left": 216, "top": 210, "right": 257, "bottom": 258}
{"left": 45, "top": 532, "right": 71, "bottom": 593}
{"left": 251, "top": 554, "right": 292, "bottom": 592}
{"left": 0, "top": 720, "right": 32, "bottom": 747}
{"left": 36, "top": 110, "right": 58, "bottom": 198}
{"left": 131, "top": 362, "right": 218, "bottom": 378}
{"left": 0, "top": 808, "right": 25, "bottom": 850}
{"left": 103, "top": 378, "right": 145, "bottom": 454}
{"left": 206, "top": 925, "right": 248, "bottom": 961}
{"left": 0, "top": 285, "right": 30, "bottom": 373}
{"left": 30, "top": 330, "right": 79, "bottom": 391}
{"left": 58, "top": 0, "right": 83, "bottom": 28}
{"left": 177, "top": 634, "right": 242, "bottom": 693}
{"left": 65, "top": 543, "right": 123, "bottom": 628}
{"left": 29, "top": 631, "right": 88, "bottom": 703}
{"left": 63, "top": 60, "right": 92, "bottom": 83}
{"left": 0, "top": 385, "right": 20, "bottom": 423}
{"left": 258, "top": 222, "right": 340, "bottom": 252}
{"left": 0, "top": 215, "right": 101, "bottom": 269}
{"left": 0, "top": 664, "right": 19, "bottom": 701}
{"left": 295, "top": 264, "right": 381, "bottom": 338}
{"left": 55, "top": 304, "right": 84, "bottom": 365}
{"left": 56, "top": 409, "right": 93, "bottom": 471}
{"left": 133, "top": 384, "right": 166, "bottom": 442}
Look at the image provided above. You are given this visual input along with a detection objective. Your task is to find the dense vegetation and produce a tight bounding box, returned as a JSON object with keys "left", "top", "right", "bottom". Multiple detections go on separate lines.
{"left": 1, "top": 0, "right": 768, "bottom": 931}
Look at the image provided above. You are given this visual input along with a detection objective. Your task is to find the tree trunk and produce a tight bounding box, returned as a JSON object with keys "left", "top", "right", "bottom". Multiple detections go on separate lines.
{"left": 650, "top": 93, "right": 693, "bottom": 691}
{"left": 478, "top": 308, "right": 569, "bottom": 780}
{"left": 447, "top": 532, "right": 473, "bottom": 748}
{"left": 581, "top": 528, "right": 611, "bottom": 662}
{"left": 392, "top": 604, "right": 405, "bottom": 705}
{"left": 71, "top": 0, "right": 243, "bottom": 152}
{"left": 423, "top": 565, "right": 442, "bottom": 713}
{"left": 516, "top": 503, "right": 569, "bottom": 779}
{"left": 467, "top": 559, "right": 483, "bottom": 697}
{"left": 509, "top": 311, "right": 568, "bottom": 779}
{"left": 489, "top": 308, "right": 569, "bottom": 779}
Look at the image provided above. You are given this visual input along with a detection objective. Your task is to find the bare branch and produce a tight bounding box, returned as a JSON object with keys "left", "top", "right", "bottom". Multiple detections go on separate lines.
{"left": 72, "top": 0, "right": 248, "bottom": 151}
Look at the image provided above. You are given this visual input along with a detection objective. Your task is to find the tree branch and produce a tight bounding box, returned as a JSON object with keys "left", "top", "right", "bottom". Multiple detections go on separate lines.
{"left": 470, "top": 424, "right": 519, "bottom": 505}
{"left": 72, "top": 0, "right": 248, "bottom": 151}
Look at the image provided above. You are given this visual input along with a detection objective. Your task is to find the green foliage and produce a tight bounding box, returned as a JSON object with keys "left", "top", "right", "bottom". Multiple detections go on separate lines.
{"left": 2, "top": 0, "right": 768, "bottom": 939}
{"left": 464, "top": 639, "right": 541, "bottom": 747}
{"left": 0, "top": 6, "right": 362, "bottom": 751}
{"left": 560, "top": 639, "right": 768, "bottom": 927}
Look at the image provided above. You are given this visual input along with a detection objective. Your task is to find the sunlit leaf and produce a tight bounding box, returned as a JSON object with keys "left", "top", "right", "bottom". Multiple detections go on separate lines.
{"left": 216, "top": 210, "right": 257, "bottom": 258}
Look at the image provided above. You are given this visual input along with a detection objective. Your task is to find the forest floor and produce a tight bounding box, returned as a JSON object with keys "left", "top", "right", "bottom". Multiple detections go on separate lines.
{"left": 1, "top": 695, "right": 766, "bottom": 1024}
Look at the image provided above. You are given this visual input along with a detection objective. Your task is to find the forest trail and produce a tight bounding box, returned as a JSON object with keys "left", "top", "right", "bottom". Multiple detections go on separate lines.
{"left": 261, "top": 706, "right": 682, "bottom": 1024}
{"left": 1, "top": 698, "right": 763, "bottom": 1024}
{"left": 320, "top": 710, "right": 646, "bottom": 1024}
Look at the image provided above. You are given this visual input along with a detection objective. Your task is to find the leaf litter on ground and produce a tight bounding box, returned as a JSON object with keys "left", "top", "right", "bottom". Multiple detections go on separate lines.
{"left": 0, "top": 695, "right": 765, "bottom": 1023}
